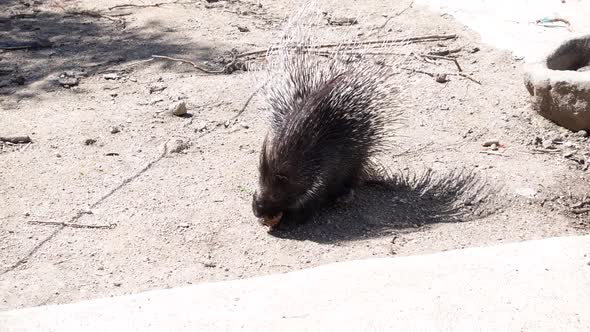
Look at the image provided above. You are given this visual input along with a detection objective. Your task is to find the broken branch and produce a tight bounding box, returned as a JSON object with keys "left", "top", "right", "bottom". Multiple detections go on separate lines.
{"left": 236, "top": 34, "right": 458, "bottom": 59}
{"left": 458, "top": 72, "right": 481, "bottom": 85}
{"left": 108, "top": 0, "right": 193, "bottom": 10}
{"left": 0, "top": 136, "right": 31, "bottom": 144}
{"left": 571, "top": 199, "right": 590, "bottom": 209}
{"left": 28, "top": 220, "right": 117, "bottom": 229}
{"left": 479, "top": 151, "right": 508, "bottom": 157}
{"left": 422, "top": 54, "right": 463, "bottom": 72}
{"left": 570, "top": 207, "right": 590, "bottom": 215}
{"left": 151, "top": 55, "right": 227, "bottom": 74}
{"left": 531, "top": 148, "right": 561, "bottom": 154}
{"left": 428, "top": 48, "right": 462, "bottom": 56}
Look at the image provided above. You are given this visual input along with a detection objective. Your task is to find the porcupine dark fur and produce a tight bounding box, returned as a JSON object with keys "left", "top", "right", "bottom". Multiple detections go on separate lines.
{"left": 252, "top": 3, "right": 403, "bottom": 228}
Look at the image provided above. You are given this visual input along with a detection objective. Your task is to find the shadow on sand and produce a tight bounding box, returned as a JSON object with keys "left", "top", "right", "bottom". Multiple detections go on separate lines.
{"left": 0, "top": 1, "right": 219, "bottom": 95}
{"left": 270, "top": 168, "right": 496, "bottom": 243}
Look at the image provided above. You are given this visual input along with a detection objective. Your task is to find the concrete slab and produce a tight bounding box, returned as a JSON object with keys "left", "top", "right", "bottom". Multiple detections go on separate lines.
{"left": 415, "top": 0, "right": 590, "bottom": 62}
{"left": 1, "top": 236, "right": 589, "bottom": 331}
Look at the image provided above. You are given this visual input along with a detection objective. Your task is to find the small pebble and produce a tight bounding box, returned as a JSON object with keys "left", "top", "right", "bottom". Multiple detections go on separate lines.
{"left": 84, "top": 138, "right": 97, "bottom": 146}
{"left": 58, "top": 76, "right": 79, "bottom": 88}
{"left": 482, "top": 139, "right": 499, "bottom": 147}
{"left": 172, "top": 102, "right": 188, "bottom": 117}
{"left": 103, "top": 73, "right": 120, "bottom": 80}
{"left": 196, "top": 122, "right": 207, "bottom": 132}
{"left": 149, "top": 85, "right": 167, "bottom": 94}
{"left": 178, "top": 223, "right": 190, "bottom": 228}
{"left": 170, "top": 139, "right": 190, "bottom": 153}
{"left": 240, "top": 122, "right": 249, "bottom": 129}
{"left": 237, "top": 26, "right": 250, "bottom": 32}
{"left": 435, "top": 73, "right": 448, "bottom": 83}
{"left": 542, "top": 139, "right": 554, "bottom": 149}
{"left": 110, "top": 126, "right": 121, "bottom": 134}
{"left": 113, "top": 282, "right": 122, "bottom": 287}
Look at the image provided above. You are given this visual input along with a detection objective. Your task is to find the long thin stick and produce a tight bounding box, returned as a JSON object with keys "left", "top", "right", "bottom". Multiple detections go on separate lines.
{"left": 108, "top": 0, "right": 193, "bottom": 10}
{"left": 1, "top": 142, "right": 169, "bottom": 276}
{"left": 305, "top": 50, "right": 464, "bottom": 74}
{"left": 422, "top": 54, "right": 463, "bottom": 72}
{"left": 401, "top": 67, "right": 481, "bottom": 85}
{"left": 0, "top": 136, "right": 31, "bottom": 144}
{"left": 571, "top": 207, "right": 590, "bottom": 215}
{"left": 28, "top": 220, "right": 117, "bottom": 229}
{"left": 571, "top": 199, "right": 590, "bottom": 209}
{"left": 458, "top": 72, "right": 481, "bottom": 85}
{"left": 236, "top": 34, "right": 457, "bottom": 59}
{"left": 151, "top": 55, "right": 226, "bottom": 74}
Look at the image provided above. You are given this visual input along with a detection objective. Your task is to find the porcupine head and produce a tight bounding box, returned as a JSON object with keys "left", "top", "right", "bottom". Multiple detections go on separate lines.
{"left": 250, "top": 1, "right": 407, "bottom": 228}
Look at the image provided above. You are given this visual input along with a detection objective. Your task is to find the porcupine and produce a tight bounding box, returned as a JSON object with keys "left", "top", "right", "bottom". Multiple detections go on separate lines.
{"left": 251, "top": 3, "right": 403, "bottom": 229}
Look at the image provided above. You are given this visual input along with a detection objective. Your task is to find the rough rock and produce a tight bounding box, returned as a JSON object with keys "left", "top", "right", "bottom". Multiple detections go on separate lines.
{"left": 523, "top": 35, "right": 590, "bottom": 131}
{"left": 171, "top": 102, "right": 188, "bottom": 117}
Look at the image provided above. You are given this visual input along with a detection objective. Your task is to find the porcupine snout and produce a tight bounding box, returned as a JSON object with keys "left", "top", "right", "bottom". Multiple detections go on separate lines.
{"left": 252, "top": 190, "right": 284, "bottom": 221}
{"left": 251, "top": 191, "right": 265, "bottom": 218}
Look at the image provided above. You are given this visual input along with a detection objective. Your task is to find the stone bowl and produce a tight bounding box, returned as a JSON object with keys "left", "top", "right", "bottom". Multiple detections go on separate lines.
{"left": 524, "top": 35, "right": 590, "bottom": 131}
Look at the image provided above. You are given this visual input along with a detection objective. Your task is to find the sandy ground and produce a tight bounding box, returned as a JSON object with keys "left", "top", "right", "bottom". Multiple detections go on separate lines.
{"left": 1, "top": 0, "right": 589, "bottom": 310}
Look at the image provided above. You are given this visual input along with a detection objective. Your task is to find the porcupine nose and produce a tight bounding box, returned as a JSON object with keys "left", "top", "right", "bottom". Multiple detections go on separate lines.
{"left": 252, "top": 192, "right": 263, "bottom": 218}
{"left": 253, "top": 205, "right": 264, "bottom": 218}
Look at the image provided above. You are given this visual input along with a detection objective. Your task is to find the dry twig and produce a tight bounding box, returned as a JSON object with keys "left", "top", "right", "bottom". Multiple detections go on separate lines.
{"left": 20, "top": 142, "right": 31, "bottom": 152}
{"left": 422, "top": 54, "right": 463, "bottom": 72}
{"left": 151, "top": 55, "right": 239, "bottom": 74}
{"left": 458, "top": 72, "right": 481, "bottom": 85}
{"left": 394, "top": 0, "right": 415, "bottom": 17}
{"left": 367, "top": 1, "right": 414, "bottom": 38}
{"left": 0, "top": 40, "right": 51, "bottom": 51}
{"left": 108, "top": 1, "right": 193, "bottom": 10}
{"left": 428, "top": 48, "right": 462, "bottom": 56}
{"left": 571, "top": 199, "right": 590, "bottom": 209}
{"left": 236, "top": 34, "right": 457, "bottom": 59}
{"left": 400, "top": 67, "right": 435, "bottom": 77}
{"left": 531, "top": 148, "right": 561, "bottom": 154}
{"left": 0, "top": 136, "right": 31, "bottom": 144}
{"left": 571, "top": 207, "right": 590, "bottom": 215}
{"left": 64, "top": 9, "right": 124, "bottom": 23}
{"left": 28, "top": 220, "right": 117, "bottom": 229}
{"left": 402, "top": 67, "right": 481, "bottom": 84}
{"left": 479, "top": 151, "right": 508, "bottom": 157}
{"left": 1, "top": 142, "right": 169, "bottom": 276}
{"left": 234, "top": 81, "right": 268, "bottom": 120}
{"left": 152, "top": 55, "right": 224, "bottom": 74}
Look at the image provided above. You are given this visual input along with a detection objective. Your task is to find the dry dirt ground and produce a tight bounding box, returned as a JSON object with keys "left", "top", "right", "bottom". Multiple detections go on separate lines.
{"left": 1, "top": 0, "right": 589, "bottom": 310}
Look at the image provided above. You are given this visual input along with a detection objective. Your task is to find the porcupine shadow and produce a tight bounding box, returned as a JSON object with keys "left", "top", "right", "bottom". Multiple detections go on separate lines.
{"left": 269, "top": 167, "right": 497, "bottom": 243}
